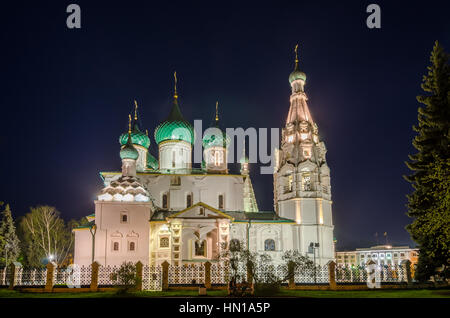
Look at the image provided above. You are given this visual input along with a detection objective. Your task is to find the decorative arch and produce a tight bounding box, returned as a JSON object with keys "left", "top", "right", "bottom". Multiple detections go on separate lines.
{"left": 111, "top": 230, "right": 123, "bottom": 238}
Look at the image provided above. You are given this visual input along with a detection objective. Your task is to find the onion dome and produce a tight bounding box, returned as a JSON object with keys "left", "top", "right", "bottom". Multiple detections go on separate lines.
{"left": 289, "top": 44, "right": 307, "bottom": 84}
{"left": 147, "top": 152, "right": 159, "bottom": 170}
{"left": 119, "top": 100, "right": 151, "bottom": 148}
{"left": 203, "top": 102, "right": 230, "bottom": 148}
{"left": 154, "top": 72, "right": 194, "bottom": 145}
{"left": 120, "top": 116, "right": 139, "bottom": 160}
{"left": 98, "top": 176, "right": 150, "bottom": 202}
{"left": 239, "top": 155, "right": 249, "bottom": 164}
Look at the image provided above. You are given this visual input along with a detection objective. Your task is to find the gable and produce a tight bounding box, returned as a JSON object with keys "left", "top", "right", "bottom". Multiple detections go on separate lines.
{"left": 168, "top": 202, "right": 233, "bottom": 220}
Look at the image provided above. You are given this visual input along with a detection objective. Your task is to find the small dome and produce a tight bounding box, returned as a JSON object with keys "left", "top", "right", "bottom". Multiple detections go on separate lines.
{"left": 203, "top": 128, "right": 230, "bottom": 148}
{"left": 155, "top": 98, "right": 194, "bottom": 145}
{"left": 239, "top": 155, "right": 249, "bottom": 164}
{"left": 120, "top": 135, "right": 139, "bottom": 160}
{"left": 289, "top": 69, "right": 307, "bottom": 84}
{"left": 119, "top": 122, "right": 150, "bottom": 149}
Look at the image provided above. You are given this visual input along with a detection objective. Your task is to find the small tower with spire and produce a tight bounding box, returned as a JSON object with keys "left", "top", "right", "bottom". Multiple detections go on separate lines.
{"left": 273, "top": 45, "right": 334, "bottom": 265}
{"left": 119, "top": 100, "right": 151, "bottom": 172}
{"left": 202, "top": 101, "right": 229, "bottom": 174}
{"left": 120, "top": 114, "right": 139, "bottom": 177}
{"left": 239, "top": 139, "right": 249, "bottom": 175}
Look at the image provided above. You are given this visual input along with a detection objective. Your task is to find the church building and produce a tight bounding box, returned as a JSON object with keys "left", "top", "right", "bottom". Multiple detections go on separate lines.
{"left": 73, "top": 51, "right": 335, "bottom": 267}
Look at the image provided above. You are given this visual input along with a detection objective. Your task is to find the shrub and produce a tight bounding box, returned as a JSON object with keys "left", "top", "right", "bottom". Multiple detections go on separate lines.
{"left": 111, "top": 262, "right": 140, "bottom": 294}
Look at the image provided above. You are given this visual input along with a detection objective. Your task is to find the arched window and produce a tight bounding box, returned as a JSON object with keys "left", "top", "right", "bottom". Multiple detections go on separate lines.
{"left": 195, "top": 240, "right": 206, "bottom": 257}
{"left": 230, "top": 239, "right": 241, "bottom": 252}
{"left": 172, "top": 150, "right": 176, "bottom": 168}
{"left": 264, "top": 239, "right": 275, "bottom": 251}
{"left": 218, "top": 194, "right": 224, "bottom": 209}
{"left": 214, "top": 151, "right": 223, "bottom": 166}
{"left": 302, "top": 173, "right": 311, "bottom": 191}
{"left": 129, "top": 241, "right": 135, "bottom": 251}
{"left": 186, "top": 194, "right": 193, "bottom": 207}
{"left": 160, "top": 237, "right": 169, "bottom": 248}
{"left": 162, "top": 193, "right": 169, "bottom": 209}
{"left": 113, "top": 242, "right": 119, "bottom": 251}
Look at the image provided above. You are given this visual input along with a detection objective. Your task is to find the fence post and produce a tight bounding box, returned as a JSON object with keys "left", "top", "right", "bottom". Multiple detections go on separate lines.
{"left": 402, "top": 260, "right": 412, "bottom": 286}
{"left": 328, "top": 261, "right": 337, "bottom": 290}
{"left": 246, "top": 262, "right": 253, "bottom": 284}
{"left": 45, "top": 262, "right": 56, "bottom": 292}
{"left": 8, "top": 262, "right": 22, "bottom": 290}
{"left": 136, "top": 261, "right": 143, "bottom": 291}
{"left": 204, "top": 261, "right": 211, "bottom": 289}
{"left": 90, "top": 261, "right": 100, "bottom": 292}
{"left": 288, "top": 262, "right": 295, "bottom": 288}
{"left": 161, "top": 261, "right": 169, "bottom": 291}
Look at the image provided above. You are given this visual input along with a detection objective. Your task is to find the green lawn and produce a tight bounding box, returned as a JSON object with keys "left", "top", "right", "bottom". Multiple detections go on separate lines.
{"left": 0, "top": 288, "right": 449, "bottom": 298}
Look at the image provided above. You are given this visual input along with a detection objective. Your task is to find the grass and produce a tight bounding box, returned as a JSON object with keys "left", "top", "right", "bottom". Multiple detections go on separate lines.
{"left": 0, "top": 288, "right": 449, "bottom": 298}
{"left": 276, "top": 288, "right": 450, "bottom": 298}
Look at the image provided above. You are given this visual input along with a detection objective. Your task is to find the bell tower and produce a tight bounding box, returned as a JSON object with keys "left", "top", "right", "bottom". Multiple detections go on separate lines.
{"left": 273, "top": 45, "right": 334, "bottom": 265}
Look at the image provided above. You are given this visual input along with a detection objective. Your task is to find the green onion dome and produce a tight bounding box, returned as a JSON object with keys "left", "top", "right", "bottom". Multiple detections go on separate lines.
{"left": 154, "top": 98, "right": 194, "bottom": 145}
{"left": 146, "top": 152, "right": 159, "bottom": 170}
{"left": 120, "top": 134, "right": 139, "bottom": 160}
{"left": 203, "top": 126, "right": 230, "bottom": 148}
{"left": 203, "top": 103, "right": 230, "bottom": 149}
{"left": 289, "top": 68, "right": 307, "bottom": 84}
{"left": 119, "top": 121, "right": 150, "bottom": 149}
{"left": 289, "top": 55, "right": 307, "bottom": 84}
{"left": 239, "top": 155, "right": 249, "bottom": 164}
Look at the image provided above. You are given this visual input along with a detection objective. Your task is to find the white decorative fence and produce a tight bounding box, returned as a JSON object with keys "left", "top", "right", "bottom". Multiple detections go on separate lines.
{"left": 0, "top": 261, "right": 415, "bottom": 292}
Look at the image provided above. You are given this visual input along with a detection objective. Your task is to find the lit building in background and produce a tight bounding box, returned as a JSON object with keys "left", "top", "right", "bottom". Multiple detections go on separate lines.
{"left": 336, "top": 245, "right": 419, "bottom": 267}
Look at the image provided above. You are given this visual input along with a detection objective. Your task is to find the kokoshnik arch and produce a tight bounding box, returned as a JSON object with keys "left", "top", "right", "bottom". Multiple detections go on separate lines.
{"left": 73, "top": 48, "right": 335, "bottom": 266}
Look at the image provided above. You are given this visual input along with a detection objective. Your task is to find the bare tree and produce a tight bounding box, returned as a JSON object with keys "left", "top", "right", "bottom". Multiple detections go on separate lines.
{"left": 20, "top": 206, "right": 73, "bottom": 266}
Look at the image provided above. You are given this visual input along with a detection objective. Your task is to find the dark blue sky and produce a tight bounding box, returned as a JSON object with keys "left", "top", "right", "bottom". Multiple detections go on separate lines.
{"left": 0, "top": 1, "right": 448, "bottom": 250}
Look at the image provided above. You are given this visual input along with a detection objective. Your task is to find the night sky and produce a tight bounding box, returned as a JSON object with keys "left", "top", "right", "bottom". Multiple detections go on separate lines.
{"left": 1, "top": 1, "right": 449, "bottom": 250}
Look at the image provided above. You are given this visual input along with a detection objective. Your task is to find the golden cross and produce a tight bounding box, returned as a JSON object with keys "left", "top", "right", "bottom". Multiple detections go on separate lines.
{"left": 174, "top": 71, "right": 178, "bottom": 98}
{"left": 215, "top": 101, "right": 219, "bottom": 121}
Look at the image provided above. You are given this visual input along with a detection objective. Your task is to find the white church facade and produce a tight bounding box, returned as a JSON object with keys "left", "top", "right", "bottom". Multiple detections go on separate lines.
{"left": 73, "top": 52, "right": 335, "bottom": 267}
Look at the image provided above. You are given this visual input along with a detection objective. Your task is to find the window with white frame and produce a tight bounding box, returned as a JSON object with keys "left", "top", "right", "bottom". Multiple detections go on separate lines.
{"left": 112, "top": 241, "right": 120, "bottom": 252}
{"left": 172, "top": 150, "right": 176, "bottom": 168}
{"left": 194, "top": 240, "right": 206, "bottom": 257}
{"left": 160, "top": 237, "right": 169, "bottom": 248}
{"left": 302, "top": 173, "right": 311, "bottom": 191}
{"left": 264, "top": 239, "right": 275, "bottom": 251}
{"left": 120, "top": 212, "right": 129, "bottom": 223}
{"left": 218, "top": 194, "right": 224, "bottom": 209}
{"left": 186, "top": 193, "right": 193, "bottom": 208}
{"left": 162, "top": 193, "right": 169, "bottom": 209}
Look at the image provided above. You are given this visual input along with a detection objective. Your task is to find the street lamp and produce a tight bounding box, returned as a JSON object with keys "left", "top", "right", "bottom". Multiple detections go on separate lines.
{"left": 89, "top": 224, "right": 97, "bottom": 264}
{"left": 309, "top": 242, "right": 320, "bottom": 284}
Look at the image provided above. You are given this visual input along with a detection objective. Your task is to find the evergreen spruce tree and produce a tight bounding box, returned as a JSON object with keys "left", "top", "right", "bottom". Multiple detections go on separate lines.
{"left": 405, "top": 41, "right": 450, "bottom": 281}
{"left": 0, "top": 203, "right": 21, "bottom": 266}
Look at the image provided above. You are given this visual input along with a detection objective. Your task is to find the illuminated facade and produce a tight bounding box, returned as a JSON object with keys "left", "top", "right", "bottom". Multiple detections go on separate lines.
{"left": 336, "top": 245, "right": 419, "bottom": 267}
{"left": 273, "top": 46, "right": 335, "bottom": 265}
{"left": 74, "top": 54, "right": 335, "bottom": 266}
